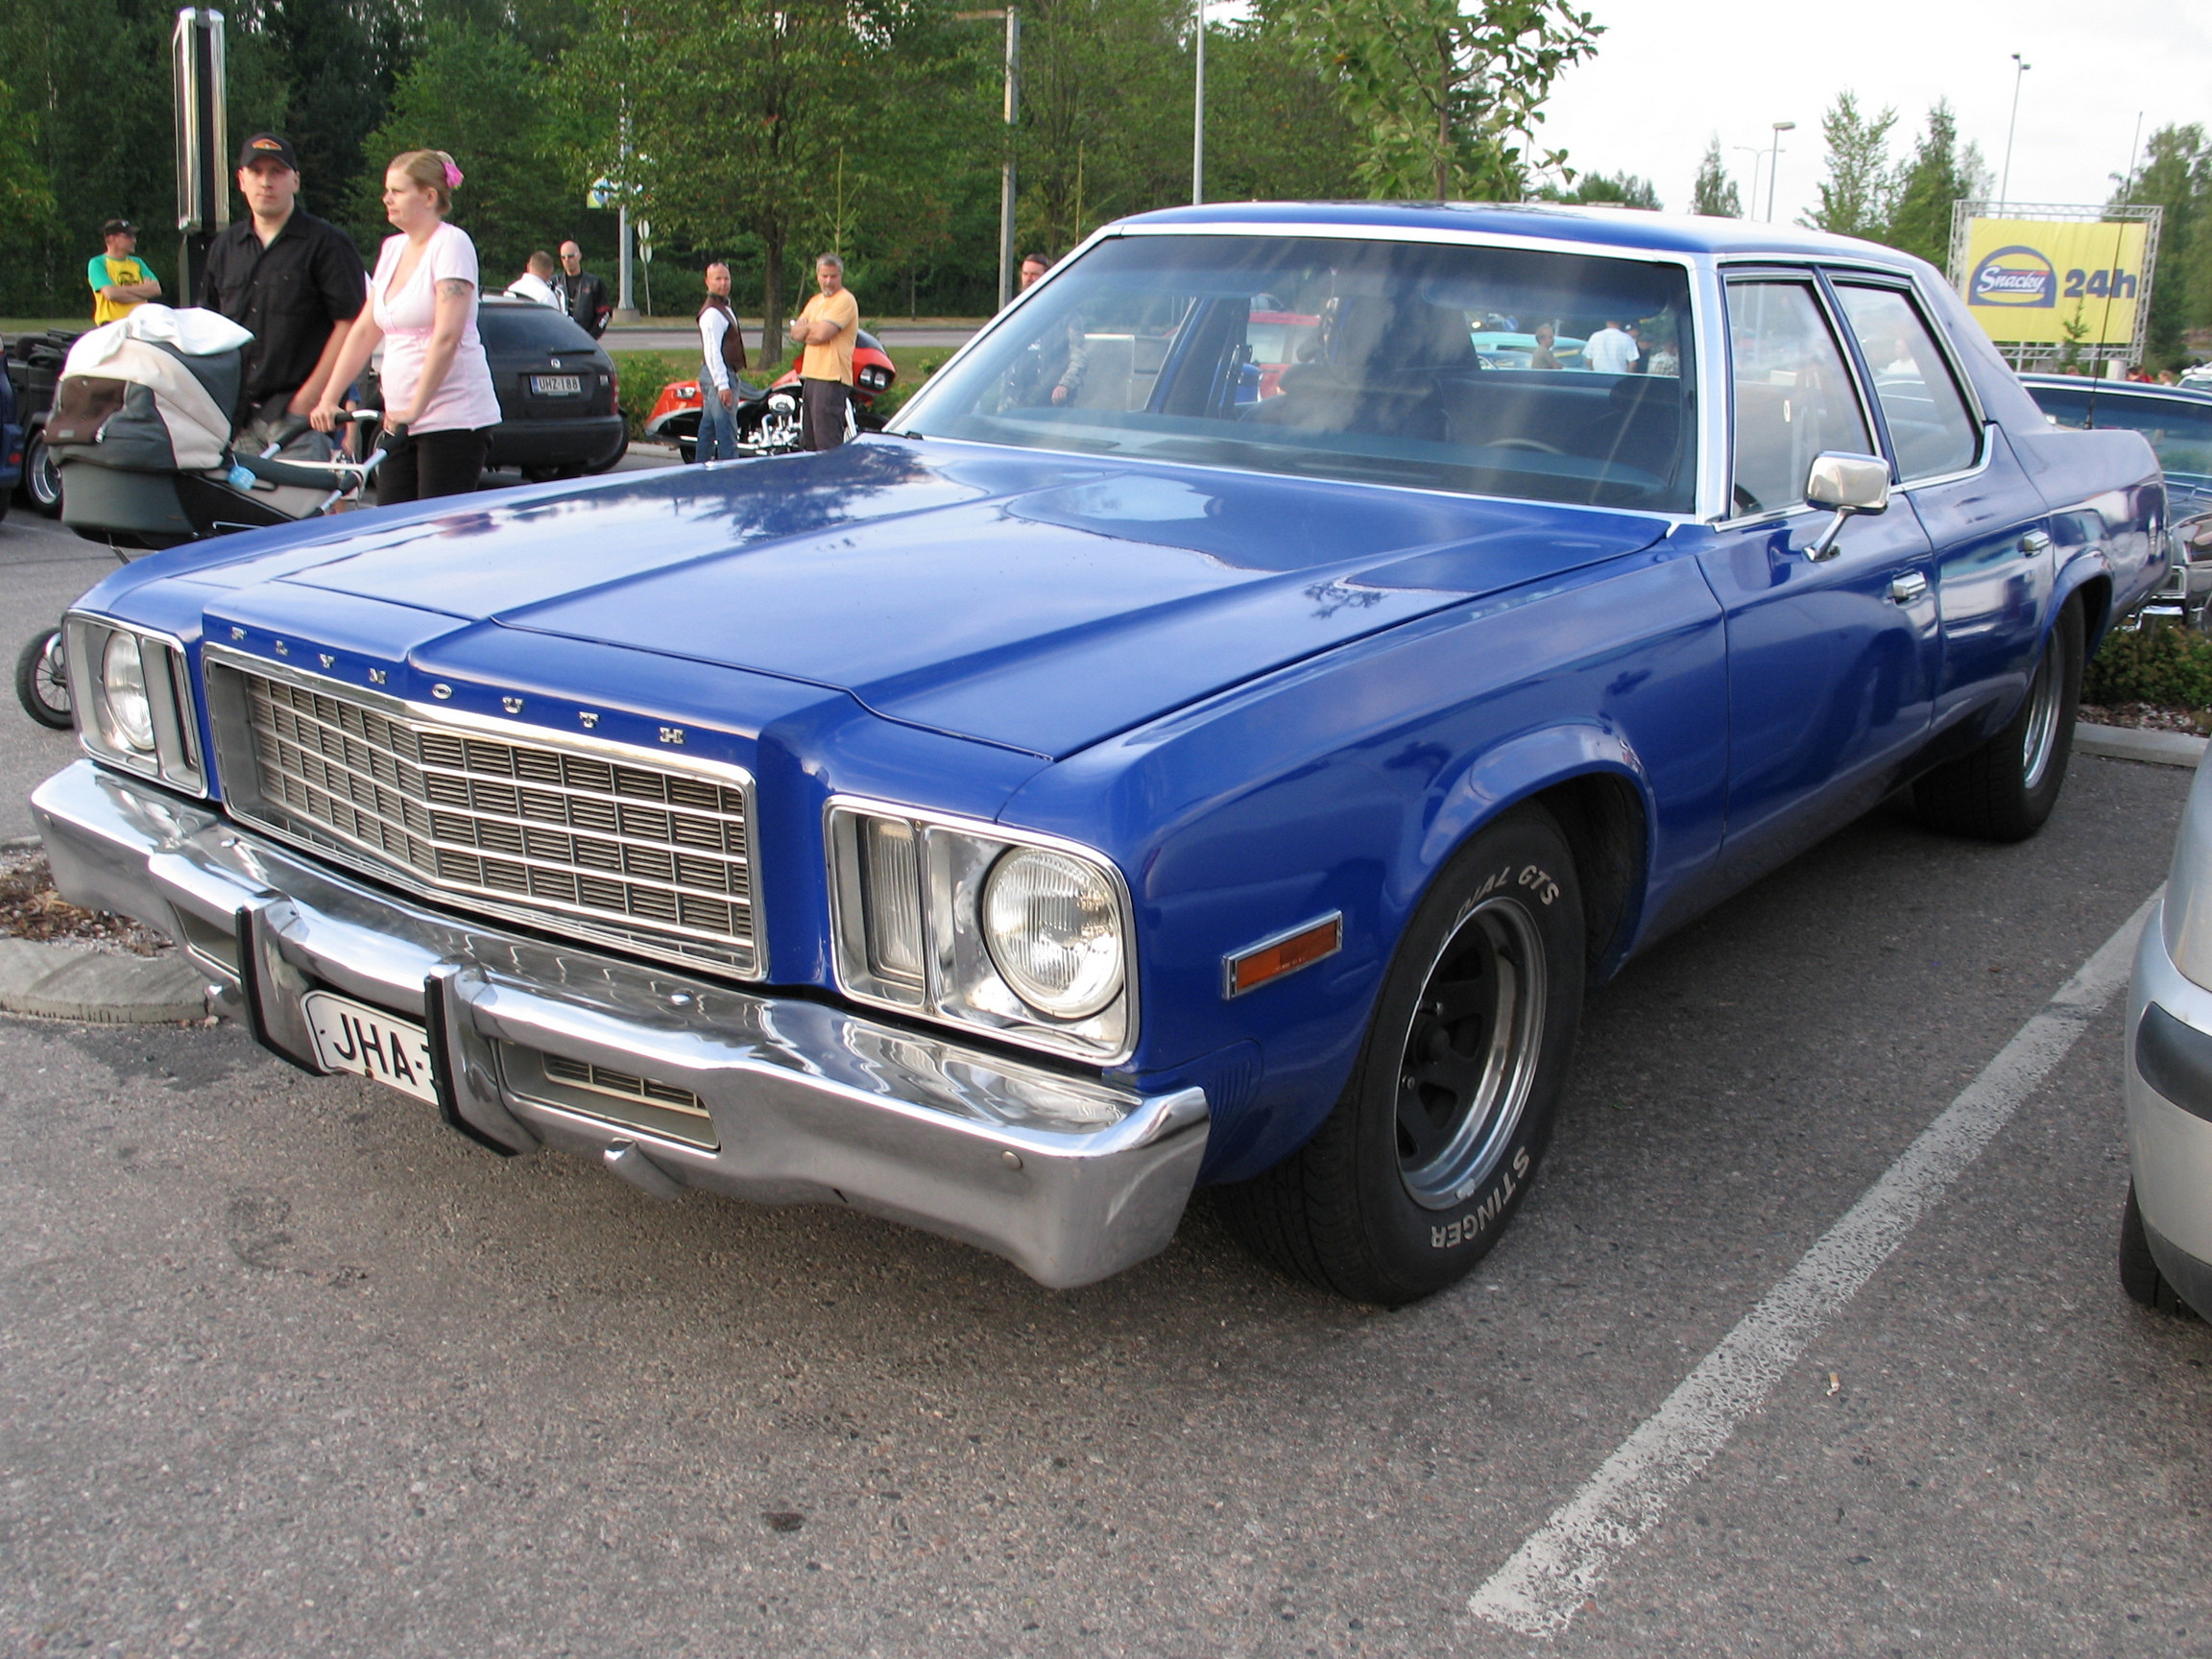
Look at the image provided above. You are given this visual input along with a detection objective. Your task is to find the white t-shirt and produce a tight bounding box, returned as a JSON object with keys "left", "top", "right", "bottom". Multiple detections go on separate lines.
{"left": 1585, "top": 325, "right": 1640, "bottom": 375}
{"left": 506, "top": 271, "right": 559, "bottom": 307}
{"left": 371, "top": 222, "right": 503, "bottom": 434}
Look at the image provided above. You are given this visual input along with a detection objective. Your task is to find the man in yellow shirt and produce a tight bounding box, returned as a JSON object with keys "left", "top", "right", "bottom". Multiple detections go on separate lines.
{"left": 87, "top": 220, "right": 161, "bottom": 325}
{"left": 787, "top": 252, "right": 858, "bottom": 451}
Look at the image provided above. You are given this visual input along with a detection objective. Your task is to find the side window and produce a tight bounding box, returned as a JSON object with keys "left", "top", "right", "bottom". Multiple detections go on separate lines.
{"left": 1725, "top": 279, "right": 1875, "bottom": 517}
{"left": 1833, "top": 284, "right": 1982, "bottom": 480}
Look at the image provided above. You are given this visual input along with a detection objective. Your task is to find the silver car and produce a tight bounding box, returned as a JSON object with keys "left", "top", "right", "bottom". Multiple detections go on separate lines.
{"left": 2124, "top": 746, "right": 2212, "bottom": 1313}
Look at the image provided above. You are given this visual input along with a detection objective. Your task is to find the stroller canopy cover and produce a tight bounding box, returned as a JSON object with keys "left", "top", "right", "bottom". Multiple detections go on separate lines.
{"left": 54, "top": 305, "right": 252, "bottom": 473}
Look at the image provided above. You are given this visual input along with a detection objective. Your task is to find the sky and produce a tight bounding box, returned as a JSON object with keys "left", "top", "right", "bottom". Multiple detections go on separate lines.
{"left": 1538, "top": 0, "right": 2212, "bottom": 234}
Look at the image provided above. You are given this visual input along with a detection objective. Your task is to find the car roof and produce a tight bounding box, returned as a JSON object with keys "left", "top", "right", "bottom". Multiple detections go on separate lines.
{"left": 2018, "top": 373, "right": 2212, "bottom": 408}
{"left": 1109, "top": 200, "right": 1932, "bottom": 270}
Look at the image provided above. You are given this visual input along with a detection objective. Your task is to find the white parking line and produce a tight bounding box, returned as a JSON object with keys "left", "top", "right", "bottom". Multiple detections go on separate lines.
{"left": 1469, "top": 889, "right": 2159, "bottom": 1638}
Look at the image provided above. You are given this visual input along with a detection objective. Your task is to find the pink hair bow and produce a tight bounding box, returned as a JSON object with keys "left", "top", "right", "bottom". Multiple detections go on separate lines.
{"left": 443, "top": 158, "right": 464, "bottom": 190}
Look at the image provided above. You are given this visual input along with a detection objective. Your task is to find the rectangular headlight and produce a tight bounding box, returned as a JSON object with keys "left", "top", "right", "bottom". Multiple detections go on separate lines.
{"left": 828, "top": 800, "right": 1135, "bottom": 1064}
{"left": 64, "top": 613, "right": 205, "bottom": 795}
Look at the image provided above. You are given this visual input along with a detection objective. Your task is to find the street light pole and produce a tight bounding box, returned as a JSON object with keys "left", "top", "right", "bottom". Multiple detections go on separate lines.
{"left": 1999, "top": 53, "right": 2030, "bottom": 210}
{"left": 956, "top": 9, "right": 1021, "bottom": 309}
{"left": 1191, "top": 0, "right": 1204, "bottom": 205}
{"left": 1766, "top": 120, "right": 1794, "bottom": 222}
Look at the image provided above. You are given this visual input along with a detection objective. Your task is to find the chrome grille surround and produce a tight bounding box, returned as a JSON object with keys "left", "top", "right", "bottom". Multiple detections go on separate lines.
{"left": 202, "top": 648, "right": 762, "bottom": 979}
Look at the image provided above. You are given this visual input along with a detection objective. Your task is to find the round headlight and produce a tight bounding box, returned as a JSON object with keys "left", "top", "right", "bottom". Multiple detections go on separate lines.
{"left": 100, "top": 632, "right": 156, "bottom": 754}
{"left": 982, "top": 848, "right": 1124, "bottom": 1019}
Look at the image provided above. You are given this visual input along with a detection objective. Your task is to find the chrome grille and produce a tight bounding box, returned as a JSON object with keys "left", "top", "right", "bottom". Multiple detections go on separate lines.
{"left": 220, "top": 662, "right": 757, "bottom": 974}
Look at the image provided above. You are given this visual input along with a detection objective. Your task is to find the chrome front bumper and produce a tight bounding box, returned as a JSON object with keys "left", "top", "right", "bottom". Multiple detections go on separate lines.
{"left": 33, "top": 760, "right": 1208, "bottom": 1288}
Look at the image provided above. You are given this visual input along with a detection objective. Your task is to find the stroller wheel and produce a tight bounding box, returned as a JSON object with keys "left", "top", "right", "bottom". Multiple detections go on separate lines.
{"left": 15, "top": 629, "right": 72, "bottom": 730}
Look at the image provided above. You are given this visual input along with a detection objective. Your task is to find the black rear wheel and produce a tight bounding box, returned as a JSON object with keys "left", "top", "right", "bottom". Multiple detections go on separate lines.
{"left": 1914, "top": 596, "right": 2082, "bottom": 841}
{"left": 23, "top": 429, "right": 61, "bottom": 516}
{"left": 14, "top": 628, "right": 71, "bottom": 730}
{"left": 1215, "top": 805, "right": 1586, "bottom": 1305}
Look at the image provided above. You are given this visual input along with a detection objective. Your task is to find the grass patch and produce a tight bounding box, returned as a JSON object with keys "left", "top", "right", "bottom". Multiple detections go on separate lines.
{"left": 2084, "top": 620, "right": 2212, "bottom": 711}
{"left": 0, "top": 318, "right": 88, "bottom": 337}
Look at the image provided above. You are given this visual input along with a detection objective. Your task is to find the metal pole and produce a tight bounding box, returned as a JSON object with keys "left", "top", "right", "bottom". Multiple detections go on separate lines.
{"left": 1999, "top": 54, "right": 2029, "bottom": 210}
{"left": 998, "top": 9, "right": 1019, "bottom": 310}
{"left": 1765, "top": 121, "right": 1793, "bottom": 224}
{"left": 2122, "top": 109, "right": 2145, "bottom": 202}
{"left": 613, "top": 111, "right": 637, "bottom": 321}
{"left": 1191, "top": 0, "right": 1204, "bottom": 206}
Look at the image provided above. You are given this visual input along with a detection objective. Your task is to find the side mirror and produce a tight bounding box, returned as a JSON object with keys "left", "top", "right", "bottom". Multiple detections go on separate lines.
{"left": 1802, "top": 451, "right": 1890, "bottom": 561}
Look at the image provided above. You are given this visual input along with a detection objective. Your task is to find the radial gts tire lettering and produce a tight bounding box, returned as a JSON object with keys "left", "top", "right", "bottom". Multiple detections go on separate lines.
{"left": 1214, "top": 804, "right": 1587, "bottom": 1306}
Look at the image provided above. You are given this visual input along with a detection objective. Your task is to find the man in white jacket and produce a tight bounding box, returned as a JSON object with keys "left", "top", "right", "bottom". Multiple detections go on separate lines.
{"left": 506, "top": 251, "right": 561, "bottom": 307}
{"left": 696, "top": 262, "right": 748, "bottom": 463}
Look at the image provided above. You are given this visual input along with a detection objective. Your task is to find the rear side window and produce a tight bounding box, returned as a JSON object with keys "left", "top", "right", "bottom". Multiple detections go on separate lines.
{"left": 1724, "top": 279, "right": 1874, "bottom": 517}
{"left": 1833, "top": 284, "right": 1981, "bottom": 480}
{"left": 477, "top": 303, "right": 597, "bottom": 353}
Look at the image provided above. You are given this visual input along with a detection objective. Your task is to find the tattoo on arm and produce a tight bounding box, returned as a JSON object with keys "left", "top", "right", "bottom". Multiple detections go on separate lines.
{"left": 435, "top": 278, "right": 474, "bottom": 300}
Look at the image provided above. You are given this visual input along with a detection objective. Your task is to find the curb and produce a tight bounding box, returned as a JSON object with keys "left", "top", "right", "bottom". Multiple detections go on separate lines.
{"left": 2075, "top": 722, "right": 2208, "bottom": 768}
{"left": 0, "top": 939, "right": 210, "bottom": 1024}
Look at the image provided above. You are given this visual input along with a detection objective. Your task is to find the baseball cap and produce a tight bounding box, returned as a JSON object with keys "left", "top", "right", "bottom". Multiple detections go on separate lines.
{"left": 100, "top": 218, "right": 137, "bottom": 237}
{"left": 237, "top": 132, "right": 299, "bottom": 172}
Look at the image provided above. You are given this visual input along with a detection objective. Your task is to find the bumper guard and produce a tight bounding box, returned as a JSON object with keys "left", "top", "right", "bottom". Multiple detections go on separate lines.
{"left": 33, "top": 760, "right": 1208, "bottom": 1287}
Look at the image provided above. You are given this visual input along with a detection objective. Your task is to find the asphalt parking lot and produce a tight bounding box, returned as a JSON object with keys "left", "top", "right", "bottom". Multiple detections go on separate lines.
{"left": 0, "top": 625, "right": 2204, "bottom": 1656}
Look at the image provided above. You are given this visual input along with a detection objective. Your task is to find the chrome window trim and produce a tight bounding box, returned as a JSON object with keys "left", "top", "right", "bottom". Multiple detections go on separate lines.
{"left": 1714, "top": 268, "right": 1888, "bottom": 529}
{"left": 1822, "top": 269, "right": 1992, "bottom": 483}
{"left": 66, "top": 610, "right": 206, "bottom": 796}
{"left": 824, "top": 793, "right": 1140, "bottom": 1068}
{"left": 891, "top": 222, "right": 1719, "bottom": 520}
{"left": 202, "top": 645, "right": 767, "bottom": 982}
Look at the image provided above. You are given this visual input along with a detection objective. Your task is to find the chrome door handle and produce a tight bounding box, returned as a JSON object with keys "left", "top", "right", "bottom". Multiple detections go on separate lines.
{"left": 1889, "top": 570, "right": 1930, "bottom": 604}
{"left": 2019, "top": 529, "right": 2053, "bottom": 556}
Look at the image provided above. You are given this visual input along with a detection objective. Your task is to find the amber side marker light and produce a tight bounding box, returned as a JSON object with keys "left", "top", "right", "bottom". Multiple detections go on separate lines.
{"left": 1222, "top": 912, "right": 1344, "bottom": 999}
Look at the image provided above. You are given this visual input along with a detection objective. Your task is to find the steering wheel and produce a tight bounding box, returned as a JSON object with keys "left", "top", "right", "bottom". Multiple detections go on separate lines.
{"left": 1488, "top": 438, "right": 1564, "bottom": 455}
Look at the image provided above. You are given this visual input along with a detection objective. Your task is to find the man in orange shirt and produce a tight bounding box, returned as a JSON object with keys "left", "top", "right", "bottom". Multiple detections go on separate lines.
{"left": 787, "top": 252, "right": 858, "bottom": 451}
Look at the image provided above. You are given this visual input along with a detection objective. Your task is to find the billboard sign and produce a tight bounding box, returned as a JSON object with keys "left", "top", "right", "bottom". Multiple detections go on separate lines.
{"left": 1957, "top": 216, "right": 2150, "bottom": 348}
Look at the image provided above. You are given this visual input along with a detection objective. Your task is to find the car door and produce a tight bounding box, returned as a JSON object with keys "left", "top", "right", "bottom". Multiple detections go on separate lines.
{"left": 1695, "top": 271, "right": 1941, "bottom": 885}
{"left": 1828, "top": 276, "right": 2054, "bottom": 751}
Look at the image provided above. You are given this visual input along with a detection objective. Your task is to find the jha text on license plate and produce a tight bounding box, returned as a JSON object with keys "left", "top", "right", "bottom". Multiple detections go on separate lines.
{"left": 303, "top": 991, "right": 439, "bottom": 1105}
{"left": 531, "top": 374, "right": 583, "bottom": 397}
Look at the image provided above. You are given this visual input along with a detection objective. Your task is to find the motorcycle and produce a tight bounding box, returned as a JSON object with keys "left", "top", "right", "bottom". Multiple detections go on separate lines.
{"left": 644, "top": 329, "right": 898, "bottom": 463}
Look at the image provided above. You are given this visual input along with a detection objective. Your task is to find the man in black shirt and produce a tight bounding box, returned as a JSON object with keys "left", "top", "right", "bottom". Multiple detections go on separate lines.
{"left": 202, "top": 132, "right": 367, "bottom": 457}
{"left": 554, "top": 241, "right": 612, "bottom": 339}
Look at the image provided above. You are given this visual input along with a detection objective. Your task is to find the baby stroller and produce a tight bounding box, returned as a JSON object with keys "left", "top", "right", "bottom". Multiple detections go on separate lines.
{"left": 16, "top": 306, "right": 383, "bottom": 728}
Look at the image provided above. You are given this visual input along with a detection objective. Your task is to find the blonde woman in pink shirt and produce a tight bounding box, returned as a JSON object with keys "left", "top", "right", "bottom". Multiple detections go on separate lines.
{"left": 311, "top": 149, "right": 502, "bottom": 502}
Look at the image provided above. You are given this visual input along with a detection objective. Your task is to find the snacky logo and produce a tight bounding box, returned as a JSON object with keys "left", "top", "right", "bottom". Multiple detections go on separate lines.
{"left": 1970, "top": 244, "right": 2056, "bottom": 308}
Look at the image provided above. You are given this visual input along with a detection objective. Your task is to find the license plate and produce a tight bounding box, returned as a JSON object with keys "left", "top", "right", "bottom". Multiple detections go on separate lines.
{"left": 302, "top": 991, "right": 439, "bottom": 1105}
{"left": 530, "top": 374, "right": 582, "bottom": 397}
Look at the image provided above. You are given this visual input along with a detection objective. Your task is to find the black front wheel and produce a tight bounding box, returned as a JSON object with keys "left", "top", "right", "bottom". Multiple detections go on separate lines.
{"left": 1215, "top": 805, "right": 1586, "bottom": 1305}
{"left": 1914, "top": 596, "right": 2082, "bottom": 841}
{"left": 15, "top": 628, "right": 71, "bottom": 730}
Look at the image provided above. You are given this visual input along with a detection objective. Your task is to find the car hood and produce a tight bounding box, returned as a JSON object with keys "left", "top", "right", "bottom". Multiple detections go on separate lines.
{"left": 253, "top": 439, "right": 1670, "bottom": 757}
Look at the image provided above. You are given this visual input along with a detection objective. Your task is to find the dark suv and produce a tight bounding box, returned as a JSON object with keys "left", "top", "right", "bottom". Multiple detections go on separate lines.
{"left": 472, "top": 298, "right": 627, "bottom": 480}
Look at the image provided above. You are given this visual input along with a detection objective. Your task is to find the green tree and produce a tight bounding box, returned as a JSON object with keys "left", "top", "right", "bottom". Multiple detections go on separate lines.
{"left": 1201, "top": 2, "right": 1366, "bottom": 207}
{"left": 1803, "top": 89, "right": 1896, "bottom": 239}
{"left": 1536, "top": 169, "right": 1658, "bottom": 209}
{"left": 1691, "top": 136, "right": 1740, "bottom": 218}
{"left": 1283, "top": 0, "right": 1600, "bottom": 201}
{"left": 2113, "top": 125, "right": 2210, "bottom": 372}
{"left": 1884, "top": 101, "right": 1968, "bottom": 267}
{"left": 563, "top": 0, "right": 992, "bottom": 347}
{"left": 357, "top": 21, "right": 580, "bottom": 283}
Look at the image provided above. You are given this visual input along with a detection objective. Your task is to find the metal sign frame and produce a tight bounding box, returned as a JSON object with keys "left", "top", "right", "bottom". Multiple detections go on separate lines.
{"left": 1947, "top": 200, "right": 2163, "bottom": 372}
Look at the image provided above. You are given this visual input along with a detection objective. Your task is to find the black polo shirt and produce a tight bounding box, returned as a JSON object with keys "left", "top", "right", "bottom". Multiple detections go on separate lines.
{"left": 202, "top": 208, "right": 367, "bottom": 416}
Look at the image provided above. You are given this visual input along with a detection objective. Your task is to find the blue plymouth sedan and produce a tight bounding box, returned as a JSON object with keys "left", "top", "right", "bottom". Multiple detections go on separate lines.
{"left": 35, "top": 204, "right": 2165, "bottom": 1304}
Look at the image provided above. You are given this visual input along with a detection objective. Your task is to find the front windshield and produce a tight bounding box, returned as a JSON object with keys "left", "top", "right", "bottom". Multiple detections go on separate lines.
{"left": 897, "top": 233, "right": 1698, "bottom": 513}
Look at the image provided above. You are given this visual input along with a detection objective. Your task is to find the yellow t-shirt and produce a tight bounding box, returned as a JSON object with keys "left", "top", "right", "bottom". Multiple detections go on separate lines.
{"left": 88, "top": 253, "right": 156, "bottom": 325}
{"left": 797, "top": 287, "right": 859, "bottom": 385}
